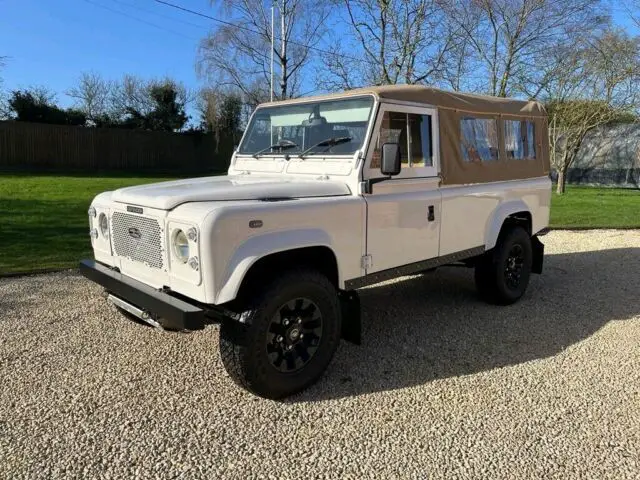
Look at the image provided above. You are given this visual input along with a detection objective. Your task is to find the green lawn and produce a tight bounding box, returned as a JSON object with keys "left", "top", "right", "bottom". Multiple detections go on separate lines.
{"left": 0, "top": 175, "right": 638, "bottom": 274}
{"left": 0, "top": 173, "right": 178, "bottom": 274}
{"left": 550, "top": 185, "right": 640, "bottom": 228}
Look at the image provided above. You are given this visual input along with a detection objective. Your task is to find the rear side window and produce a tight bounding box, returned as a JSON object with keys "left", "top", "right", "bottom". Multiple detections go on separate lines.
{"left": 504, "top": 120, "right": 536, "bottom": 160}
{"left": 460, "top": 117, "right": 499, "bottom": 162}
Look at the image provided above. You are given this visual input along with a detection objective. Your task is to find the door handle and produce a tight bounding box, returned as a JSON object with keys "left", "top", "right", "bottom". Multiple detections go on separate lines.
{"left": 428, "top": 205, "right": 435, "bottom": 222}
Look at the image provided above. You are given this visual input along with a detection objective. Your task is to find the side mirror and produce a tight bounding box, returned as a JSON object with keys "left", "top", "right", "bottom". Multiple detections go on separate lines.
{"left": 380, "top": 142, "right": 401, "bottom": 176}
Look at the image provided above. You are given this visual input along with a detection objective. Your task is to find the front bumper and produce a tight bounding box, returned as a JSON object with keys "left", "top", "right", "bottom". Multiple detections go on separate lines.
{"left": 79, "top": 259, "right": 206, "bottom": 330}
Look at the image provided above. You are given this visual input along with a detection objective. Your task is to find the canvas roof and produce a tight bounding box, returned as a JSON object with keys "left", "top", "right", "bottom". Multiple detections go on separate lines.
{"left": 266, "top": 84, "right": 546, "bottom": 118}
{"left": 265, "top": 84, "right": 550, "bottom": 185}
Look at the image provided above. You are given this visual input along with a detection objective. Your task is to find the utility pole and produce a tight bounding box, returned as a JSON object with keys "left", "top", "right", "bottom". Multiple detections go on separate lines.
{"left": 270, "top": 1, "right": 275, "bottom": 102}
{"left": 280, "top": 0, "right": 287, "bottom": 99}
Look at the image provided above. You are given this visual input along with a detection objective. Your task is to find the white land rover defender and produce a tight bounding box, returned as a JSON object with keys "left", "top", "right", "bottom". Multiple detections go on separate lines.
{"left": 80, "top": 85, "right": 551, "bottom": 399}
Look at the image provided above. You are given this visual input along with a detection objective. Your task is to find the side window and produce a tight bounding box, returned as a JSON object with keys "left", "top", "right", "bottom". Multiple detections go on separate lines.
{"left": 504, "top": 120, "right": 536, "bottom": 160}
{"left": 371, "top": 111, "right": 433, "bottom": 169}
{"left": 408, "top": 114, "right": 433, "bottom": 167}
{"left": 371, "top": 112, "right": 407, "bottom": 168}
{"left": 460, "top": 117, "right": 499, "bottom": 162}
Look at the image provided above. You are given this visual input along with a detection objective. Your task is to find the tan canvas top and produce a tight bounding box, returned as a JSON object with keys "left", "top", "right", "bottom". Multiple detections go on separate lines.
{"left": 266, "top": 84, "right": 547, "bottom": 118}
{"left": 266, "top": 84, "right": 550, "bottom": 185}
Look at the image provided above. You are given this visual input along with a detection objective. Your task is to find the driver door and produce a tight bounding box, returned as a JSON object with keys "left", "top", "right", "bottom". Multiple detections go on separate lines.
{"left": 363, "top": 103, "right": 442, "bottom": 274}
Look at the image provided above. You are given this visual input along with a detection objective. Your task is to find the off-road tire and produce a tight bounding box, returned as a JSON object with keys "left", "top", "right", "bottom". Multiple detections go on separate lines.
{"left": 219, "top": 269, "right": 341, "bottom": 399}
{"left": 475, "top": 226, "right": 532, "bottom": 305}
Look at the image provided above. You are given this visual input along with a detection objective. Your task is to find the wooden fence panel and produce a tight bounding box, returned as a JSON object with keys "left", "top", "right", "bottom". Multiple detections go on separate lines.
{"left": 0, "top": 121, "right": 231, "bottom": 172}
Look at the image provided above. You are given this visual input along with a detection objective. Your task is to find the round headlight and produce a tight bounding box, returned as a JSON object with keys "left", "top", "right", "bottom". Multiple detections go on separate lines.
{"left": 173, "top": 229, "right": 189, "bottom": 263}
{"left": 98, "top": 213, "right": 109, "bottom": 239}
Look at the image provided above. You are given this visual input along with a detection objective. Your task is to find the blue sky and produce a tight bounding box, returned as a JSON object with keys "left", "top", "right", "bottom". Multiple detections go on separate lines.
{"left": 0, "top": 0, "right": 212, "bottom": 108}
{"left": 1, "top": 0, "right": 638, "bottom": 112}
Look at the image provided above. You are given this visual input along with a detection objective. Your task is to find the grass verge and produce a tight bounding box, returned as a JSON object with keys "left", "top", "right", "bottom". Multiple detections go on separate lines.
{"left": 0, "top": 173, "right": 179, "bottom": 274}
{"left": 550, "top": 186, "right": 640, "bottom": 229}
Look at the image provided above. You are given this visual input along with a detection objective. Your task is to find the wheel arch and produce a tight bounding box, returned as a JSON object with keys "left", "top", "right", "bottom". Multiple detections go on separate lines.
{"left": 484, "top": 200, "right": 532, "bottom": 250}
{"left": 215, "top": 229, "right": 340, "bottom": 305}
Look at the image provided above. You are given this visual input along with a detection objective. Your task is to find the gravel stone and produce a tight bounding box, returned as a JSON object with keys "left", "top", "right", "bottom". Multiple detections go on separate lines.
{"left": 1, "top": 230, "right": 638, "bottom": 479}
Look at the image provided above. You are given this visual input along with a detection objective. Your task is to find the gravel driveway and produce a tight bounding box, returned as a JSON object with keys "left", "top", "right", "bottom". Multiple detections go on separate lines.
{"left": 1, "top": 230, "right": 638, "bottom": 479}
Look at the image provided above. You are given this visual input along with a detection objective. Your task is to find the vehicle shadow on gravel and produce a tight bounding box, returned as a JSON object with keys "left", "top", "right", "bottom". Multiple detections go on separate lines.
{"left": 295, "top": 248, "right": 640, "bottom": 402}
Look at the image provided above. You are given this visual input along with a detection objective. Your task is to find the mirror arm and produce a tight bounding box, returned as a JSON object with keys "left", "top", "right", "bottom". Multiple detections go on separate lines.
{"left": 363, "top": 176, "right": 391, "bottom": 194}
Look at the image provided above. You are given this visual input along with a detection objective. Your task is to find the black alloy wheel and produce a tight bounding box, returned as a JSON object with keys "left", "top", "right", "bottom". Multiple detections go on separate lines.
{"left": 266, "top": 298, "right": 323, "bottom": 373}
{"left": 504, "top": 244, "right": 526, "bottom": 290}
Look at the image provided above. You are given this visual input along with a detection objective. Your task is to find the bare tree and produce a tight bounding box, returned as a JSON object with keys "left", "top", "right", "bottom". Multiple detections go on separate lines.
{"left": 22, "top": 85, "right": 57, "bottom": 105}
{"left": 106, "top": 75, "right": 193, "bottom": 124}
{"left": 0, "top": 56, "right": 8, "bottom": 119}
{"left": 0, "top": 55, "right": 6, "bottom": 85}
{"left": 547, "top": 28, "right": 640, "bottom": 194}
{"left": 320, "top": 0, "right": 455, "bottom": 90}
{"left": 109, "top": 74, "right": 156, "bottom": 120}
{"left": 197, "top": 87, "right": 243, "bottom": 151}
{"left": 66, "top": 71, "right": 113, "bottom": 121}
{"left": 441, "top": 34, "right": 479, "bottom": 92}
{"left": 198, "top": 87, "right": 224, "bottom": 151}
{"left": 444, "top": 0, "right": 607, "bottom": 98}
{"left": 624, "top": 0, "right": 640, "bottom": 28}
{"left": 583, "top": 28, "right": 640, "bottom": 105}
{"left": 198, "top": 88, "right": 219, "bottom": 131}
{"left": 198, "top": 0, "right": 329, "bottom": 103}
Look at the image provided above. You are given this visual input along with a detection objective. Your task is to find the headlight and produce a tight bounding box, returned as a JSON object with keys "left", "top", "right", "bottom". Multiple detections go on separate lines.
{"left": 172, "top": 229, "right": 189, "bottom": 263}
{"left": 98, "top": 213, "right": 109, "bottom": 239}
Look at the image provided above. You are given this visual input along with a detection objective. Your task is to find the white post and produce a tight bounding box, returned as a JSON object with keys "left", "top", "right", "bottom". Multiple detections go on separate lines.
{"left": 280, "top": 0, "right": 286, "bottom": 99}
{"left": 270, "top": 2, "right": 275, "bottom": 102}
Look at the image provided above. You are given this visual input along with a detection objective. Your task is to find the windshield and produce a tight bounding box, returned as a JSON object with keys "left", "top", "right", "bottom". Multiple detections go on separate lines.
{"left": 238, "top": 97, "right": 374, "bottom": 157}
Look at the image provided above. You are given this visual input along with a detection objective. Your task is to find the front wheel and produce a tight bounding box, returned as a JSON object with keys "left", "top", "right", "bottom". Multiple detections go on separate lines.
{"left": 475, "top": 226, "right": 533, "bottom": 305}
{"left": 219, "top": 269, "right": 341, "bottom": 399}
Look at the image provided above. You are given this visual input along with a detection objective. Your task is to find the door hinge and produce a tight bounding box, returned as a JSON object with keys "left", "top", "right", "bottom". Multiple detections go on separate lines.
{"left": 361, "top": 254, "right": 373, "bottom": 270}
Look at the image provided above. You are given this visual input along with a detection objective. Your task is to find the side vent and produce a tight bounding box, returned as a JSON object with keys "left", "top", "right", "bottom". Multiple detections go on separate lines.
{"left": 259, "top": 197, "right": 295, "bottom": 202}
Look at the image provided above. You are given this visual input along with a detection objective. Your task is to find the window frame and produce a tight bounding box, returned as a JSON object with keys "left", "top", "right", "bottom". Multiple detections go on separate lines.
{"left": 364, "top": 103, "right": 439, "bottom": 180}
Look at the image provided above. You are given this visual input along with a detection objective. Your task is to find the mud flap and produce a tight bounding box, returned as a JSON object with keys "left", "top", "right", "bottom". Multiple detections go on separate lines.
{"left": 338, "top": 290, "right": 361, "bottom": 345}
{"left": 532, "top": 235, "right": 544, "bottom": 274}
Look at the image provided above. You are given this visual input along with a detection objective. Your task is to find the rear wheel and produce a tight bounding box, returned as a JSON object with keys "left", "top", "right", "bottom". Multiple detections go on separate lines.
{"left": 475, "top": 226, "right": 532, "bottom": 305}
{"left": 219, "top": 269, "right": 341, "bottom": 399}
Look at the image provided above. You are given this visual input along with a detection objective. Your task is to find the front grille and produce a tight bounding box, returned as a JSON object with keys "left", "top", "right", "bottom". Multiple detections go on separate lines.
{"left": 111, "top": 212, "right": 164, "bottom": 269}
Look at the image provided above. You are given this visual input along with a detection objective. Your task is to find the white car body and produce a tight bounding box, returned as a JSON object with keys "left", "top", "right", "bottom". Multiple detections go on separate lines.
{"left": 82, "top": 85, "right": 551, "bottom": 397}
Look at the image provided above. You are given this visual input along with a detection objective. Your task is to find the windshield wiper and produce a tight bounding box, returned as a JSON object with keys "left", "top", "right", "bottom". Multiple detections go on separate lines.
{"left": 298, "top": 136, "right": 352, "bottom": 159}
{"left": 252, "top": 140, "right": 298, "bottom": 158}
